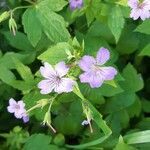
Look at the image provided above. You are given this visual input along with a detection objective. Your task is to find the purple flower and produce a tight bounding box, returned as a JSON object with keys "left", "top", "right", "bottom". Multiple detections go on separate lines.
{"left": 38, "top": 61, "right": 75, "bottom": 94}
{"left": 79, "top": 47, "right": 117, "bottom": 88}
{"left": 128, "top": 0, "right": 150, "bottom": 20}
{"left": 69, "top": 0, "right": 83, "bottom": 10}
{"left": 7, "top": 98, "right": 29, "bottom": 123}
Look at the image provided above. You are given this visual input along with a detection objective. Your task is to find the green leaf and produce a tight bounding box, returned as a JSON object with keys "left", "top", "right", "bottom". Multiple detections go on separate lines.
{"left": 108, "top": 5, "right": 125, "bottom": 43}
{"left": 23, "top": 134, "right": 52, "bottom": 150}
{"left": 114, "top": 136, "right": 136, "bottom": 150}
{"left": 38, "top": 0, "right": 68, "bottom": 12}
{"left": 120, "top": 63, "right": 144, "bottom": 92}
{"left": 38, "top": 42, "right": 72, "bottom": 64}
{"left": 0, "top": 64, "right": 16, "bottom": 84}
{"left": 124, "top": 130, "right": 150, "bottom": 144}
{"left": 36, "top": 5, "right": 70, "bottom": 43}
{"left": 22, "top": 7, "right": 42, "bottom": 47}
{"left": 139, "top": 43, "right": 150, "bottom": 57}
{"left": 11, "top": 57, "right": 34, "bottom": 81}
{"left": 135, "top": 20, "right": 150, "bottom": 35}
{"left": 2, "top": 31, "right": 34, "bottom": 51}
{"left": 104, "top": 92, "right": 136, "bottom": 114}
{"left": 116, "top": 24, "right": 139, "bottom": 54}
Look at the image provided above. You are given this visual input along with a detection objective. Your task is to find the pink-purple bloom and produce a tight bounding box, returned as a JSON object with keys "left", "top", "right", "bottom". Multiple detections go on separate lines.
{"left": 128, "top": 0, "right": 150, "bottom": 20}
{"left": 69, "top": 0, "right": 83, "bottom": 10}
{"left": 79, "top": 47, "right": 117, "bottom": 88}
{"left": 7, "top": 98, "right": 29, "bottom": 123}
{"left": 38, "top": 61, "right": 75, "bottom": 94}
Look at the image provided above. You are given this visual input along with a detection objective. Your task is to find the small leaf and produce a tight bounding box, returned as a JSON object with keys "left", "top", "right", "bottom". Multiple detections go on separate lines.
{"left": 108, "top": 5, "right": 125, "bottom": 43}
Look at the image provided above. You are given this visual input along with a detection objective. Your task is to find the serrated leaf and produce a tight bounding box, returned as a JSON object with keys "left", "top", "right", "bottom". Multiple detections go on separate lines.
{"left": 38, "top": 42, "right": 72, "bottom": 64}
{"left": 38, "top": 0, "right": 68, "bottom": 12}
{"left": 36, "top": 5, "right": 70, "bottom": 43}
{"left": 108, "top": 5, "right": 125, "bottom": 43}
{"left": 135, "top": 20, "right": 150, "bottom": 35}
{"left": 22, "top": 7, "right": 42, "bottom": 47}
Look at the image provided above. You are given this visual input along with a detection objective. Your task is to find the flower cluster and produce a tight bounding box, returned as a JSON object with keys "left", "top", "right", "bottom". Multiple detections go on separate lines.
{"left": 7, "top": 98, "right": 29, "bottom": 123}
{"left": 128, "top": 0, "right": 150, "bottom": 20}
{"left": 69, "top": 0, "right": 83, "bottom": 10}
{"left": 7, "top": 47, "right": 117, "bottom": 130}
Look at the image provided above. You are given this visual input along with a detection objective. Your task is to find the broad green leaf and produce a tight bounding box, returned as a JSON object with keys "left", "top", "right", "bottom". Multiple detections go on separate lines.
{"left": 116, "top": 24, "right": 139, "bottom": 54}
{"left": 120, "top": 63, "right": 144, "bottom": 92}
{"left": 22, "top": 7, "right": 42, "bottom": 47}
{"left": 36, "top": 5, "right": 70, "bottom": 43}
{"left": 11, "top": 57, "right": 34, "bottom": 81}
{"left": 142, "top": 99, "right": 150, "bottom": 113}
{"left": 139, "top": 43, "right": 150, "bottom": 57}
{"left": 114, "top": 136, "right": 136, "bottom": 150}
{"left": 135, "top": 20, "right": 150, "bottom": 35}
{"left": 108, "top": 5, "right": 125, "bottom": 43}
{"left": 0, "top": 52, "right": 36, "bottom": 69}
{"left": 23, "top": 134, "right": 52, "bottom": 150}
{"left": 124, "top": 130, "right": 150, "bottom": 144}
{"left": 104, "top": 92, "right": 136, "bottom": 114}
{"left": 2, "top": 31, "right": 34, "bottom": 51}
{"left": 0, "top": 64, "right": 16, "bottom": 84}
{"left": 38, "top": 42, "right": 72, "bottom": 64}
{"left": 38, "top": 0, "right": 68, "bottom": 12}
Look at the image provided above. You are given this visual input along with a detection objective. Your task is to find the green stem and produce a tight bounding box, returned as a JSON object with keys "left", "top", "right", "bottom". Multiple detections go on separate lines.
{"left": 12, "top": 5, "right": 32, "bottom": 14}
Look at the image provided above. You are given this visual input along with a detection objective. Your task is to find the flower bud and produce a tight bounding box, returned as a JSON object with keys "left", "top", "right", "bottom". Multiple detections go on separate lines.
{"left": 9, "top": 17, "right": 17, "bottom": 36}
{"left": 0, "top": 11, "right": 10, "bottom": 23}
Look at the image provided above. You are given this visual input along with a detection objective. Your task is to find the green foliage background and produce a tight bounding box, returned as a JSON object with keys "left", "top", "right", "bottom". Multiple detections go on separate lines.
{"left": 0, "top": 0, "right": 150, "bottom": 149}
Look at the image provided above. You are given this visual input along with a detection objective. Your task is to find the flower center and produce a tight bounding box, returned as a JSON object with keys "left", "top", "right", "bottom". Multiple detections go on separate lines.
{"left": 15, "top": 104, "right": 20, "bottom": 110}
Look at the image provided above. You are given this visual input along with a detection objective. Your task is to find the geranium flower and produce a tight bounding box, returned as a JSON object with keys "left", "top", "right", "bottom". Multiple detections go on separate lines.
{"left": 69, "top": 0, "right": 83, "bottom": 10}
{"left": 7, "top": 98, "right": 29, "bottom": 123}
{"left": 79, "top": 47, "right": 117, "bottom": 88}
{"left": 38, "top": 61, "right": 75, "bottom": 94}
{"left": 128, "top": 0, "right": 150, "bottom": 20}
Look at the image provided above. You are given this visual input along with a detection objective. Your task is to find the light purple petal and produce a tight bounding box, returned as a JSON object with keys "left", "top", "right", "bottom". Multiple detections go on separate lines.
{"left": 23, "top": 115, "right": 29, "bottom": 123}
{"left": 14, "top": 110, "right": 24, "bottom": 119}
{"left": 9, "top": 98, "right": 17, "bottom": 106}
{"left": 79, "top": 55, "right": 96, "bottom": 72}
{"left": 38, "top": 79, "right": 54, "bottom": 94}
{"left": 69, "top": 0, "right": 83, "bottom": 10}
{"left": 40, "top": 62, "right": 56, "bottom": 79}
{"left": 128, "top": 0, "right": 138, "bottom": 8}
{"left": 100, "top": 67, "right": 117, "bottom": 80}
{"left": 79, "top": 72, "right": 103, "bottom": 88}
{"left": 96, "top": 47, "right": 110, "bottom": 65}
{"left": 55, "top": 61, "right": 69, "bottom": 77}
{"left": 140, "top": 10, "right": 150, "bottom": 20}
{"left": 7, "top": 106, "right": 15, "bottom": 113}
{"left": 130, "top": 8, "right": 141, "bottom": 20}
{"left": 54, "top": 78, "right": 75, "bottom": 93}
{"left": 17, "top": 101, "right": 25, "bottom": 108}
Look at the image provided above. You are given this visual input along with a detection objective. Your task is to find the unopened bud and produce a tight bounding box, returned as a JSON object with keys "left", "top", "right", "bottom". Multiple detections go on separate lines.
{"left": 9, "top": 17, "right": 17, "bottom": 36}
{"left": 0, "top": 11, "right": 10, "bottom": 23}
